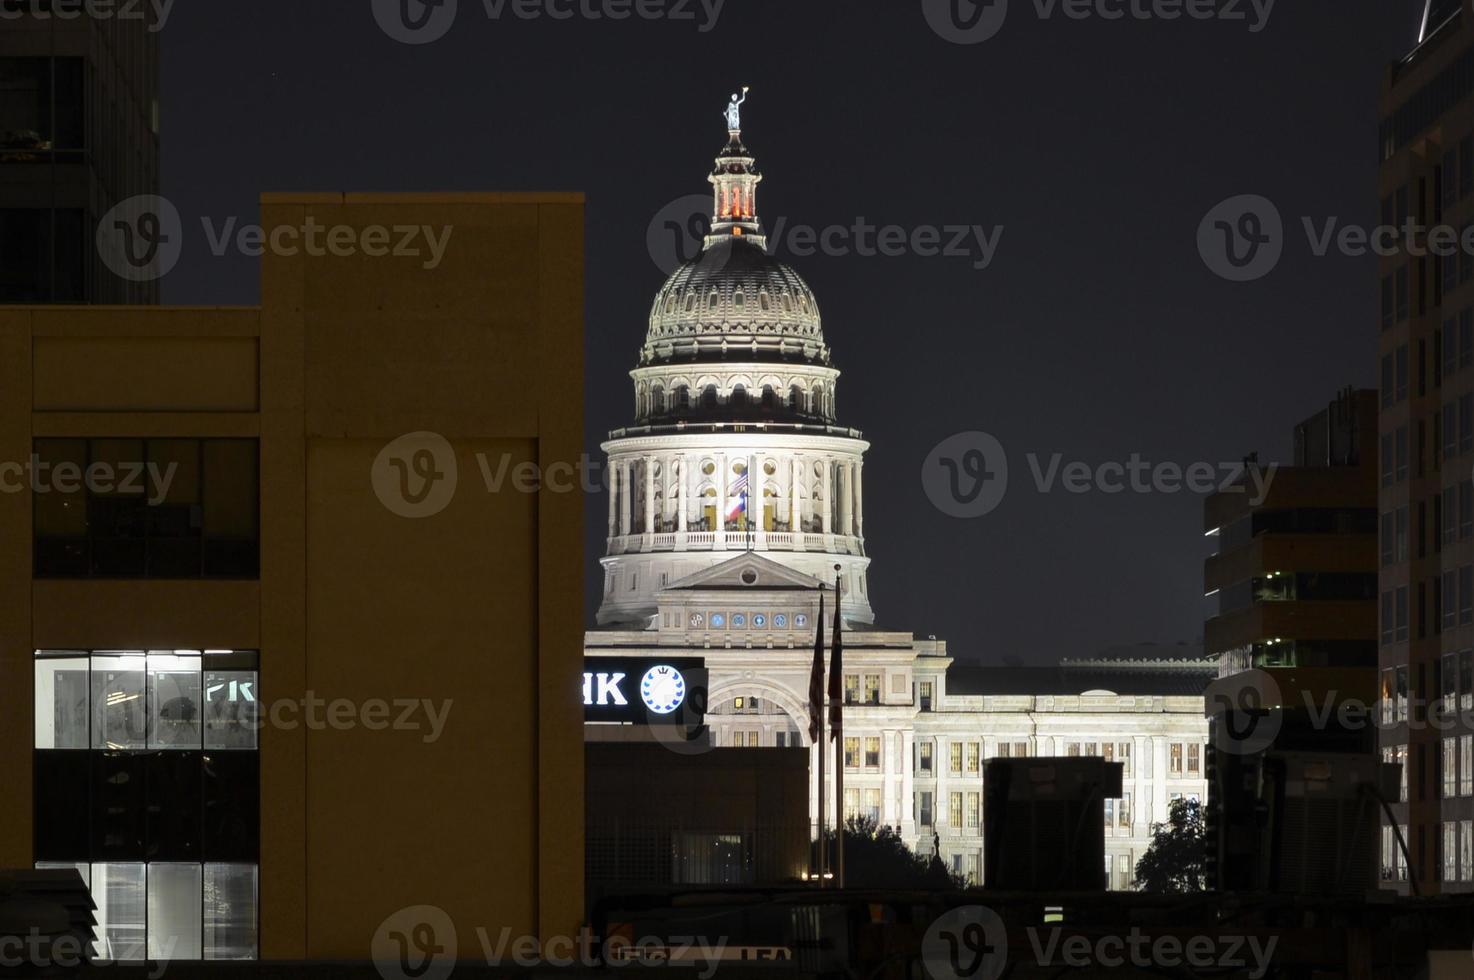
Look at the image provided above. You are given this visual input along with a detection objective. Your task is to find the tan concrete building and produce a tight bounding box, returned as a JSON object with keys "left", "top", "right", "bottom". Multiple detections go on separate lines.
{"left": 0, "top": 193, "right": 586, "bottom": 959}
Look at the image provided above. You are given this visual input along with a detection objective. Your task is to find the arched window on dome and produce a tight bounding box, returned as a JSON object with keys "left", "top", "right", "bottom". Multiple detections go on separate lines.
{"left": 701, "top": 385, "right": 718, "bottom": 410}
{"left": 761, "top": 385, "right": 776, "bottom": 411}
{"left": 759, "top": 290, "right": 771, "bottom": 312}
{"left": 788, "top": 385, "right": 801, "bottom": 412}
{"left": 707, "top": 289, "right": 719, "bottom": 312}
{"left": 674, "top": 386, "right": 691, "bottom": 411}
{"left": 733, "top": 290, "right": 745, "bottom": 311}
{"left": 664, "top": 294, "right": 676, "bottom": 314}
{"left": 684, "top": 293, "right": 696, "bottom": 314}
{"left": 651, "top": 386, "right": 665, "bottom": 415}
{"left": 809, "top": 384, "right": 822, "bottom": 415}
{"left": 731, "top": 385, "right": 749, "bottom": 410}
{"left": 799, "top": 295, "right": 810, "bottom": 314}
{"left": 781, "top": 293, "right": 792, "bottom": 313}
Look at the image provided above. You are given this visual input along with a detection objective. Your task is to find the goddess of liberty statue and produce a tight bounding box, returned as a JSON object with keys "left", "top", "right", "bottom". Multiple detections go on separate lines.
{"left": 724, "top": 87, "right": 749, "bottom": 132}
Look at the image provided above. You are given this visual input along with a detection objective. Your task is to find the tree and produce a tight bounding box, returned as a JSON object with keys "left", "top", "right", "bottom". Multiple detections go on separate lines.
{"left": 822, "top": 816, "right": 966, "bottom": 889}
{"left": 1133, "top": 797, "right": 1207, "bottom": 893}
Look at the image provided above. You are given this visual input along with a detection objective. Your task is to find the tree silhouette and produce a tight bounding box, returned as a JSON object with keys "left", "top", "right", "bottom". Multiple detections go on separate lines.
{"left": 822, "top": 816, "right": 965, "bottom": 889}
{"left": 1133, "top": 797, "right": 1207, "bottom": 893}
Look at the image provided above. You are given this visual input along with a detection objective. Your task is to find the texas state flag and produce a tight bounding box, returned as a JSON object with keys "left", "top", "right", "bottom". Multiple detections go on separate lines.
{"left": 726, "top": 471, "right": 749, "bottom": 521}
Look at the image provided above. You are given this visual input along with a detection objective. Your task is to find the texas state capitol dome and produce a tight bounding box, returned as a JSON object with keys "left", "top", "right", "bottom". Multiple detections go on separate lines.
{"left": 597, "top": 104, "right": 873, "bottom": 628}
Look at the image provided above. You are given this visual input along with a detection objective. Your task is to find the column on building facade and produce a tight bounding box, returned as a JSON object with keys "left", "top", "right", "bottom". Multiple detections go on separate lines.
{"left": 749, "top": 452, "right": 759, "bottom": 533}
{"left": 901, "top": 728, "right": 915, "bottom": 835}
{"left": 838, "top": 461, "right": 853, "bottom": 537}
{"left": 820, "top": 459, "right": 833, "bottom": 535}
{"left": 790, "top": 457, "right": 802, "bottom": 535}
{"left": 716, "top": 453, "right": 727, "bottom": 540}
{"left": 619, "top": 459, "right": 632, "bottom": 537}
{"left": 854, "top": 460, "right": 864, "bottom": 538}
{"left": 607, "top": 461, "right": 617, "bottom": 537}
{"left": 676, "top": 456, "right": 688, "bottom": 532}
{"left": 1151, "top": 736, "right": 1168, "bottom": 824}
{"left": 644, "top": 456, "right": 656, "bottom": 535}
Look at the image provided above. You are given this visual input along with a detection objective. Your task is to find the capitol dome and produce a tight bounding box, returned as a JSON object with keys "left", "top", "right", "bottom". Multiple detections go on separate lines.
{"left": 598, "top": 91, "right": 874, "bottom": 629}
{"left": 643, "top": 237, "right": 828, "bottom": 366}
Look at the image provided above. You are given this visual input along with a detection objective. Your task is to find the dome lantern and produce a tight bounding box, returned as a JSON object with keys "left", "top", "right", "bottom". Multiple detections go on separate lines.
{"left": 708, "top": 87, "right": 766, "bottom": 249}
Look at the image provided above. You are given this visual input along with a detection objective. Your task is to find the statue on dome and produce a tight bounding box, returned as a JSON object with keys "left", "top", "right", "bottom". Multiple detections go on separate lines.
{"left": 724, "top": 87, "right": 749, "bottom": 132}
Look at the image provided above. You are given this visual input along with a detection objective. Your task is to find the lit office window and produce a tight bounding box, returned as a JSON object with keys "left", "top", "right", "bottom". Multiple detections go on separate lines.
{"left": 1445, "top": 822, "right": 1458, "bottom": 882}
{"left": 34, "top": 656, "right": 89, "bottom": 748}
{"left": 32, "top": 651, "right": 259, "bottom": 961}
{"left": 149, "top": 864, "right": 203, "bottom": 960}
{"left": 93, "top": 863, "right": 146, "bottom": 961}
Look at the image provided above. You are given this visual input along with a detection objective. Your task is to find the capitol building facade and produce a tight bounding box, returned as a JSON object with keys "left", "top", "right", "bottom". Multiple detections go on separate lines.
{"left": 585, "top": 102, "right": 1211, "bottom": 889}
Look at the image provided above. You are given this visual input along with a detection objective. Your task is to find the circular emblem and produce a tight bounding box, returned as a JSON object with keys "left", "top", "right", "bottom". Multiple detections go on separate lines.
{"left": 795, "top": 614, "right": 808, "bottom": 628}
{"left": 753, "top": 614, "right": 766, "bottom": 628}
{"left": 732, "top": 613, "right": 747, "bottom": 628}
{"left": 773, "top": 613, "right": 788, "bottom": 628}
{"left": 689, "top": 612, "right": 705, "bottom": 629}
{"left": 710, "top": 612, "right": 726, "bottom": 628}
{"left": 641, "top": 665, "right": 687, "bottom": 715}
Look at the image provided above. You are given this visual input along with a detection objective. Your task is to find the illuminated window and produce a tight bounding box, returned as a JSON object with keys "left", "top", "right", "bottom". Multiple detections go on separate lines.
{"left": 949, "top": 742, "right": 962, "bottom": 775}
{"left": 844, "top": 737, "right": 860, "bottom": 770}
{"left": 965, "top": 792, "right": 979, "bottom": 829}
{"left": 33, "top": 650, "right": 259, "bottom": 961}
{"left": 863, "top": 674, "right": 880, "bottom": 705}
{"left": 917, "top": 742, "right": 933, "bottom": 774}
{"left": 948, "top": 792, "right": 962, "bottom": 827}
{"left": 965, "top": 742, "right": 980, "bottom": 774}
{"left": 864, "top": 736, "right": 881, "bottom": 769}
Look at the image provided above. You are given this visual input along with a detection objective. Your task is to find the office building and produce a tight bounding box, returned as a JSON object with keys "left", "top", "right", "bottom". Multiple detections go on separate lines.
{"left": 1, "top": 192, "right": 586, "bottom": 958}
{"left": 0, "top": 9, "right": 159, "bottom": 303}
{"left": 1377, "top": 0, "right": 1474, "bottom": 893}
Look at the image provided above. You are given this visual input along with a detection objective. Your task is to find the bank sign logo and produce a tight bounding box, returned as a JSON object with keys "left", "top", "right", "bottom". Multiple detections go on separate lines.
{"left": 640, "top": 665, "right": 687, "bottom": 715}
{"left": 583, "top": 656, "right": 707, "bottom": 726}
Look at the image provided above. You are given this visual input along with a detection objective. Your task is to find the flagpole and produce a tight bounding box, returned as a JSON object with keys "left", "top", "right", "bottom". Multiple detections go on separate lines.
{"left": 814, "top": 590, "right": 826, "bottom": 887}
{"left": 832, "top": 567, "right": 845, "bottom": 890}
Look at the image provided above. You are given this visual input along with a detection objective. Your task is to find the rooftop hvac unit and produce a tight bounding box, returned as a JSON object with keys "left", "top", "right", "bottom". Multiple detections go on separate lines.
{"left": 1207, "top": 742, "right": 1396, "bottom": 895}
{"left": 983, "top": 758, "right": 1123, "bottom": 891}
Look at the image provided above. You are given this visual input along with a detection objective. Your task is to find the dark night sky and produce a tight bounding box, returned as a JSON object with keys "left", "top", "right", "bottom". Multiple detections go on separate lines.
{"left": 162, "top": 1, "right": 1418, "bottom": 664}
